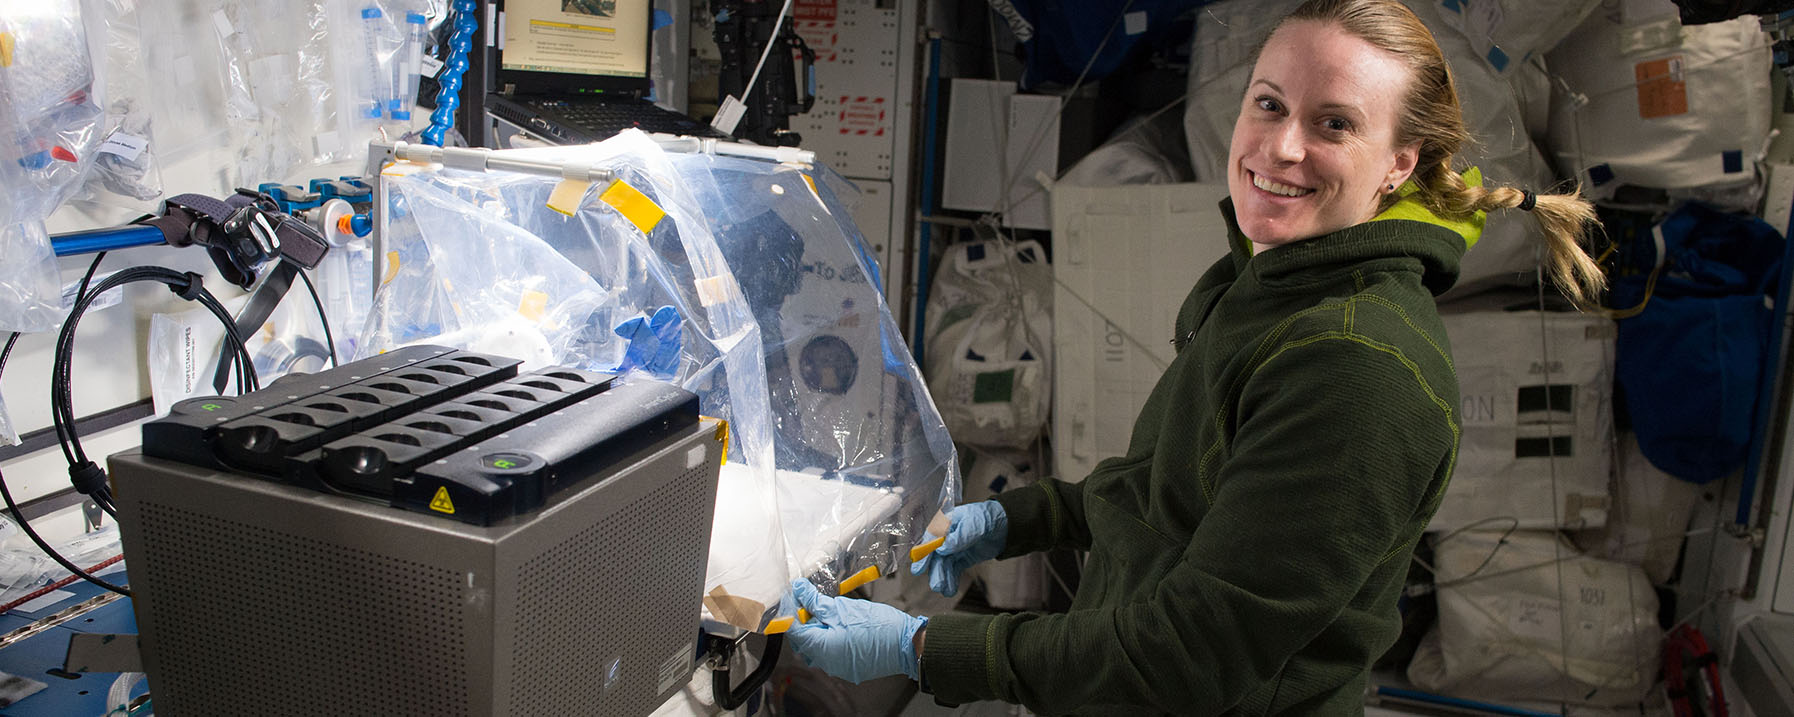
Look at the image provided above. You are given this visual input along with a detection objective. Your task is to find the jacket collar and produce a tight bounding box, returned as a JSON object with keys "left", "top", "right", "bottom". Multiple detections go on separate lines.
{"left": 1221, "top": 189, "right": 1469, "bottom": 297}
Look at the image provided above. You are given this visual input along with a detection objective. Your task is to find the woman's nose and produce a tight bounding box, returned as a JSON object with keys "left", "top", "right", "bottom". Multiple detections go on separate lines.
{"left": 1265, "top": 122, "right": 1305, "bottom": 165}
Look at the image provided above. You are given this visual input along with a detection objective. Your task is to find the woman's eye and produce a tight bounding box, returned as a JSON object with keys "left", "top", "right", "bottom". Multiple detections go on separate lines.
{"left": 1256, "top": 97, "right": 1281, "bottom": 113}
{"left": 1324, "top": 117, "right": 1352, "bottom": 132}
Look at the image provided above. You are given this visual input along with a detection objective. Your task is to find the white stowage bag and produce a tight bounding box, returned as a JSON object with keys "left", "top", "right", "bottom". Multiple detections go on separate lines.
{"left": 961, "top": 445, "right": 1050, "bottom": 610}
{"left": 1408, "top": 530, "right": 1660, "bottom": 706}
{"left": 1434, "top": 302, "right": 1615, "bottom": 531}
{"left": 1059, "top": 108, "right": 1192, "bottom": 187}
{"left": 924, "top": 239, "right": 1053, "bottom": 450}
{"left": 1573, "top": 432, "right": 1702, "bottom": 585}
{"left": 1425, "top": 0, "right": 1602, "bottom": 78}
{"left": 1180, "top": 0, "right": 1561, "bottom": 298}
{"left": 1546, "top": 13, "right": 1771, "bottom": 199}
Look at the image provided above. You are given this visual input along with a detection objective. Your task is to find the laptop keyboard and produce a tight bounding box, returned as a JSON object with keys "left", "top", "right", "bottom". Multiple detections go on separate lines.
{"left": 527, "top": 98, "right": 719, "bottom": 139}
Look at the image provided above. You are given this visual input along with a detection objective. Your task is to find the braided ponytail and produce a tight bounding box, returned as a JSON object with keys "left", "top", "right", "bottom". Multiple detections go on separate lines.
{"left": 1411, "top": 162, "right": 1606, "bottom": 305}
{"left": 1286, "top": 0, "right": 1607, "bottom": 306}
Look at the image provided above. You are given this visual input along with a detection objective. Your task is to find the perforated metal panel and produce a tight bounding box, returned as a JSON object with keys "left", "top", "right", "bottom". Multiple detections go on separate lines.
{"left": 133, "top": 503, "right": 471, "bottom": 716}
{"left": 112, "top": 421, "right": 719, "bottom": 717}
{"left": 508, "top": 463, "right": 714, "bottom": 715}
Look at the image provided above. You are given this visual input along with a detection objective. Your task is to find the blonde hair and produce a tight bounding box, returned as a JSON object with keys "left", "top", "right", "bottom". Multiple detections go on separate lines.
{"left": 1276, "top": 0, "right": 1606, "bottom": 304}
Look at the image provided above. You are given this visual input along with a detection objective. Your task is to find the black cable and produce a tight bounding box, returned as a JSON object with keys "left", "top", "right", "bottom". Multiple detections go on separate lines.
{"left": 50, "top": 267, "right": 257, "bottom": 491}
{"left": 0, "top": 332, "right": 130, "bottom": 597}
{"left": 74, "top": 251, "right": 107, "bottom": 304}
{"left": 50, "top": 252, "right": 110, "bottom": 470}
{"left": 51, "top": 269, "right": 255, "bottom": 521}
{"left": 296, "top": 269, "right": 338, "bottom": 368}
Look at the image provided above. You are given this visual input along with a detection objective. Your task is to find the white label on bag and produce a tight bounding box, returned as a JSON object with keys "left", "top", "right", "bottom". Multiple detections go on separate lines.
{"left": 1124, "top": 11, "right": 1147, "bottom": 35}
{"left": 97, "top": 132, "right": 149, "bottom": 162}
{"left": 212, "top": 10, "right": 234, "bottom": 38}
{"left": 421, "top": 54, "right": 445, "bottom": 78}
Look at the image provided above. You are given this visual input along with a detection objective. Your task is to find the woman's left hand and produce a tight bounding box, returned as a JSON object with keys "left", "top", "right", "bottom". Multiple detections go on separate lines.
{"left": 785, "top": 578, "right": 928, "bottom": 683}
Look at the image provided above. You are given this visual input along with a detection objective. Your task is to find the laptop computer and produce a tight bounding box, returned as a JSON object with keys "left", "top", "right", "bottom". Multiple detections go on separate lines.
{"left": 485, "top": 0, "right": 723, "bottom": 144}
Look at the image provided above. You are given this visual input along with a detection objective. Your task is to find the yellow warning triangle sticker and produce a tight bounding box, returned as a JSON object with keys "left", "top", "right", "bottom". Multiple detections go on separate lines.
{"left": 429, "top": 486, "right": 455, "bottom": 514}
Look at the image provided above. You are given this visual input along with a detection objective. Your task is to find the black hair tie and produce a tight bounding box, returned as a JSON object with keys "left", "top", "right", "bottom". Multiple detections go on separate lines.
{"left": 1517, "top": 190, "right": 1537, "bottom": 212}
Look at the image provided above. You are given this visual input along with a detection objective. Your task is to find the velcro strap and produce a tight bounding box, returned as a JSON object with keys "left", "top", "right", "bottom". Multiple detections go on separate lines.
{"left": 135, "top": 211, "right": 197, "bottom": 247}
{"left": 170, "top": 271, "right": 206, "bottom": 301}
{"left": 165, "top": 193, "right": 237, "bottom": 222}
{"left": 68, "top": 461, "right": 107, "bottom": 497}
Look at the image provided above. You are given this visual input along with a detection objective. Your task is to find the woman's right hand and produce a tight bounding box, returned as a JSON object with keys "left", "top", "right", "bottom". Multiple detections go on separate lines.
{"left": 909, "top": 501, "right": 1008, "bottom": 597}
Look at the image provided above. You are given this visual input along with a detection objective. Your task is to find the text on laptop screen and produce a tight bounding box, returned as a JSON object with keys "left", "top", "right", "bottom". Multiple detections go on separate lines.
{"left": 502, "top": 0, "right": 650, "bottom": 79}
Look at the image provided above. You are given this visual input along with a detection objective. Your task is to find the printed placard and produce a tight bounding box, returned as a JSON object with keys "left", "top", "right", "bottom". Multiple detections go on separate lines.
{"left": 794, "top": 0, "right": 835, "bottom": 22}
{"left": 837, "top": 96, "right": 886, "bottom": 136}
{"left": 1636, "top": 55, "right": 1688, "bottom": 119}
{"left": 795, "top": 19, "right": 838, "bottom": 63}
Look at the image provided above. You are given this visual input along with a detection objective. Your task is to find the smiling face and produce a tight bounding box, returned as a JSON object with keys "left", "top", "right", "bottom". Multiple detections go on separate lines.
{"left": 1227, "top": 20, "right": 1421, "bottom": 253}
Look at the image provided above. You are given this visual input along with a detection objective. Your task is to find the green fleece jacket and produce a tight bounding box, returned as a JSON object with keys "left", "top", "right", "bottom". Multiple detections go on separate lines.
{"left": 921, "top": 199, "right": 1466, "bottom": 715}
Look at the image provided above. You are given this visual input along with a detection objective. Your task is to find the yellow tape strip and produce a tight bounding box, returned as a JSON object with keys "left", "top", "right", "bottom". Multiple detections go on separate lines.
{"left": 0, "top": 33, "right": 15, "bottom": 68}
{"left": 800, "top": 173, "right": 827, "bottom": 209}
{"left": 599, "top": 179, "right": 666, "bottom": 234}
{"left": 546, "top": 178, "right": 593, "bottom": 216}
{"left": 713, "top": 419, "right": 729, "bottom": 466}
{"left": 517, "top": 290, "right": 548, "bottom": 321}
{"left": 694, "top": 274, "right": 739, "bottom": 307}
{"left": 764, "top": 616, "right": 795, "bottom": 635}
{"left": 380, "top": 160, "right": 429, "bottom": 177}
{"left": 382, "top": 251, "right": 401, "bottom": 285}
{"left": 908, "top": 536, "right": 945, "bottom": 564}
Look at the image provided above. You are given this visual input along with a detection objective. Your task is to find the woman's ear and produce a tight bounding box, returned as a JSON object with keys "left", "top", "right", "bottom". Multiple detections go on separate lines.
{"left": 1385, "top": 142, "right": 1421, "bottom": 191}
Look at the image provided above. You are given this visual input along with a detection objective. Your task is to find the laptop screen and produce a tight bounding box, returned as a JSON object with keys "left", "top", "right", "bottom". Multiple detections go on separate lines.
{"left": 500, "top": 0, "right": 651, "bottom": 79}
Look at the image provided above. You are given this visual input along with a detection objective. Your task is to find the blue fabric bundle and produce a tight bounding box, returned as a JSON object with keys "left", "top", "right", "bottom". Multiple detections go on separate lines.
{"left": 1614, "top": 203, "right": 1784, "bottom": 484}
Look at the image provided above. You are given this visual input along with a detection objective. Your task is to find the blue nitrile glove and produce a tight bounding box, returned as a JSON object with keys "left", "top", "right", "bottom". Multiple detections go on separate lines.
{"left": 785, "top": 579, "right": 928, "bottom": 683}
{"left": 909, "top": 500, "right": 1007, "bottom": 597}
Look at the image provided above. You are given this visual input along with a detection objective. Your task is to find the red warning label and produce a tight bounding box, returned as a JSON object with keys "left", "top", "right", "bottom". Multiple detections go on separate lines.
{"left": 795, "top": 20, "right": 838, "bottom": 63}
{"left": 794, "top": 0, "right": 835, "bottom": 21}
{"left": 837, "top": 96, "right": 887, "bottom": 136}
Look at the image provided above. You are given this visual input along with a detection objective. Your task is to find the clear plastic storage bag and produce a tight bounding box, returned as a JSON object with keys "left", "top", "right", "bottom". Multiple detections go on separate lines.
{"left": 135, "top": 0, "right": 232, "bottom": 174}
{"left": 0, "top": 391, "right": 15, "bottom": 447}
{"left": 371, "top": 132, "right": 958, "bottom": 625}
{"left": 71, "top": 0, "right": 163, "bottom": 209}
{"left": 0, "top": 0, "right": 106, "bottom": 333}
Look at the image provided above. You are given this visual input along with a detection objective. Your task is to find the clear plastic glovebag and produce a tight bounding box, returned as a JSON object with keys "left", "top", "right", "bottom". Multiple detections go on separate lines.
{"left": 369, "top": 131, "right": 956, "bottom": 627}
{"left": 369, "top": 132, "right": 785, "bottom": 627}
{"left": 660, "top": 151, "right": 960, "bottom": 595}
